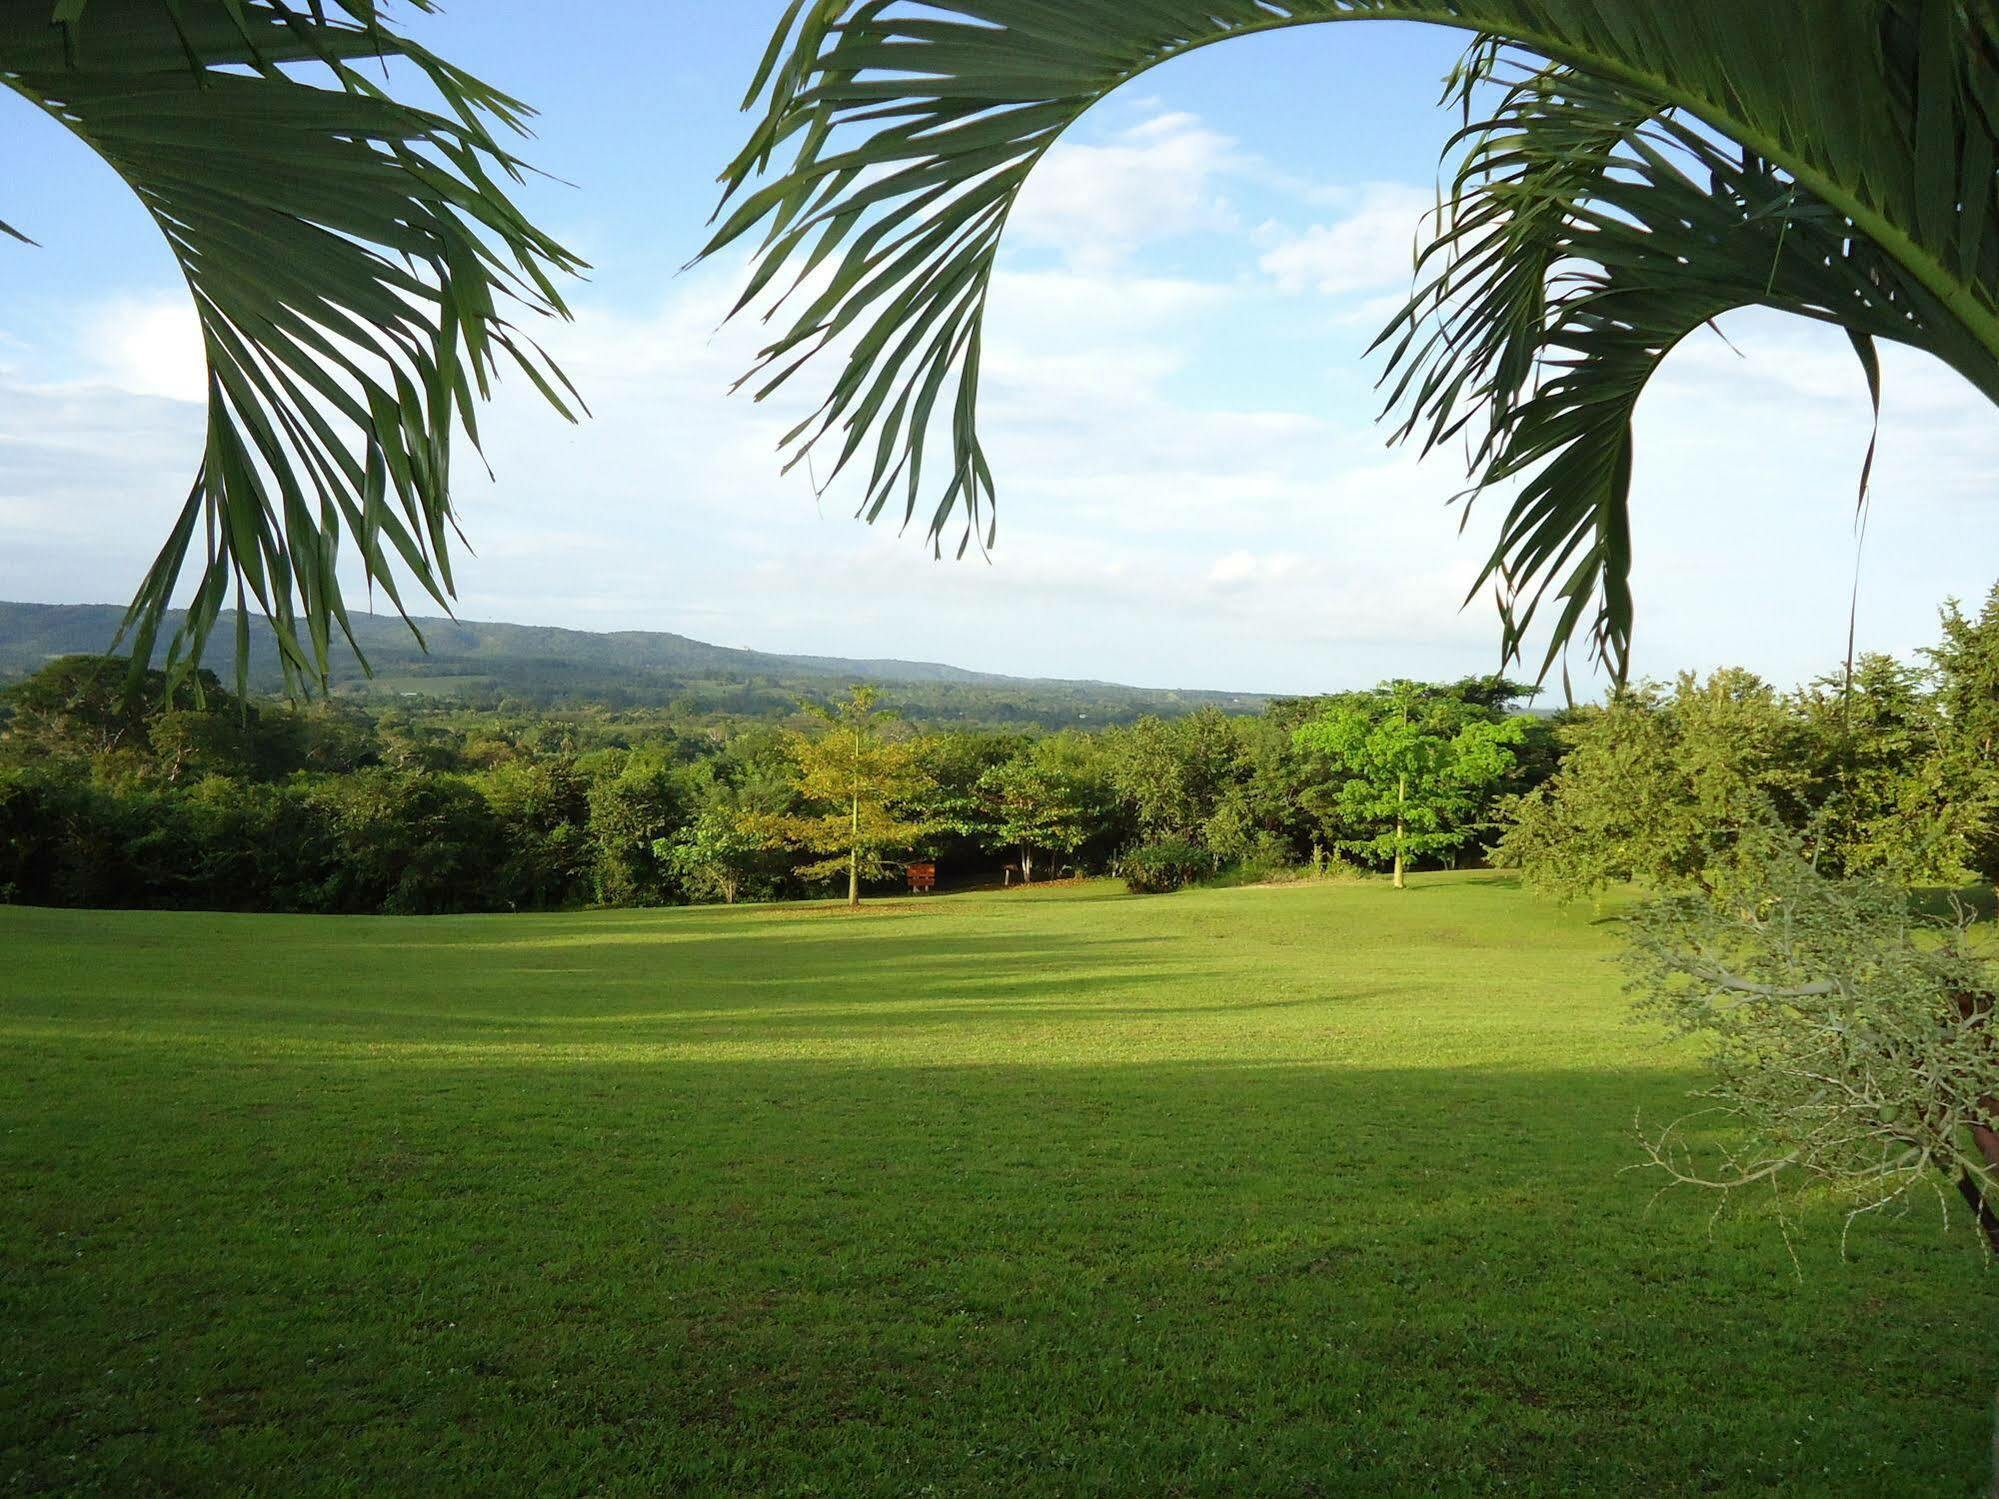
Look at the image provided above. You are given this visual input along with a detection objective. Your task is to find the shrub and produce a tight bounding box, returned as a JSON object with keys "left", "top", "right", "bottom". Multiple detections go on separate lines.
{"left": 1198, "top": 833, "right": 1302, "bottom": 888}
{"left": 1120, "top": 839, "right": 1208, "bottom": 894}
{"left": 1626, "top": 839, "right": 1999, "bottom": 1252}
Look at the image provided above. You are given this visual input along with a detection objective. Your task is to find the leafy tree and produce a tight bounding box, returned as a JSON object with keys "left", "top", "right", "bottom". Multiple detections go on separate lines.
{"left": 1499, "top": 672, "right": 1817, "bottom": 902}
{"left": 707, "top": 4, "right": 1999, "bottom": 683}
{"left": 785, "top": 687, "right": 933, "bottom": 906}
{"left": 1120, "top": 840, "right": 1209, "bottom": 896}
{"left": 376, "top": 717, "right": 468, "bottom": 775}
{"left": 1792, "top": 655, "right": 1985, "bottom": 886}
{"left": 1930, "top": 585, "right": 1999, "bottom": 894}
{"left": 665, "top": 806, "right": 787, "bottom": 907}
{"left": 311, "top": 771, "right": 500, "bottom": 916}
{"left": 1294, "top": 683, "right": 1525, "bottom": 888}
{"left": 903, "top": 729, "right": 1023, "bottom": 877}
{"left": 587, "top": 751, "right": 694, "bottom": 907}
{"left": 287, "top": 704, "right": 382, "bottom": 776}
{"left": 1, "top": 655, "right": 222, "bottom": 765}
{"left": 0, "top": 2, "right": 580, "bottom": 685}
{"left": 480, "top": 758, "right": 594, "bottom": 911}
{"left": 976, "top": 746, "right": 1091, "bottom": 884}
{"left": 1504, "top": 656, "right": 1993, "bottom": 902}
{"left": 660, "top": 748, "right": 796, "bottom": 907}
{"left": 1102, "top": 710, "right": 1240, "bottom": 848}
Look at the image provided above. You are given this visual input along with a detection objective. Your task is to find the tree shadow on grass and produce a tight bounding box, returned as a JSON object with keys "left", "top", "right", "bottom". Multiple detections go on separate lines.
{"left": 9, "top": 927, "right": 1246, "bottom": 1037}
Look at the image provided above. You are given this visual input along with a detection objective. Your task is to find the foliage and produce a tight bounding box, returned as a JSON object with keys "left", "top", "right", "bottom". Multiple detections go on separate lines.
{"left": 1501, "top": 672, "right": 1812, "bottom": 901}
{"left": 1930, "top": 584, "right": 1999, "bottom": 891}
{"left": 3, "top": 655, "right": 238, "bottom": 766}
{"left": 312, "top": 771, "right": 500, "bottom": 916}
{"left": 784, "top": 687, "right": 934, "bottom": 904}
{"left": 2, "top": 618, "right": 1987, "bottom": 918}
{"left": 665, "top": 805, "right": 789, "bottom": 907}
{"left": 587, "top": 751, "right": 694, "bottom": 908}
{"left": 1293, "top": 682, "right": 1525, "bottom": 887}
{"left": 482, "top": 758, "right": 594, "bottom": 911}
{"left": 1502, "top": 660, "right": 1992, "bottom": 901}
{"left": 1792, "top": 655, "right": 1987, "bottom": 885}
{"left": 973, "top": 737, "right": 1098, "bottom": 882}
{"left": 1119, "top": 840, "right": 1209, "bottom": 895}
{"left": 705, "top": 2, "right": 1999, "bottom": 680}
{"left": 0, "top": 3, "right": 582, "bottom": 688}
{"left": 1101, "top": 710, "right": 1242, "bottom": 847}
{"left": 1627, "top": 843, "right": 1999, "bottom": 1252}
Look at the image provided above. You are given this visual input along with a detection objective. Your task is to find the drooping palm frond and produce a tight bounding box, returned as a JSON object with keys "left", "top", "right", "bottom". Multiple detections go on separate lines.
{"left": 703, "top": 1, "right": 1999, "bottom": 682}
{"left": 1383, "top": 48, "right": 1999, "bottom": 681}
{"left": 0, "top": 0, "right": 585, "bottom": 694}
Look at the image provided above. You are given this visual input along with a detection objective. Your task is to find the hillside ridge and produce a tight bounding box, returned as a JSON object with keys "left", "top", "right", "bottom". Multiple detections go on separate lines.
{"left": 0, "top": 600, "right": 1271, "bottom": 724}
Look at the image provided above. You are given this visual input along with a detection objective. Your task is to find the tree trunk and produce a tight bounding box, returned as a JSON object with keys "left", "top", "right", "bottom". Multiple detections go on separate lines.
{"left": 1392, "top": 774, "right": 1407, "bottom": 890}
{"left": 848, "top": 792, "right": 861, "bottom": 907}
{"left": 1020, "top": 844, "right": 1034, "bottom": 884}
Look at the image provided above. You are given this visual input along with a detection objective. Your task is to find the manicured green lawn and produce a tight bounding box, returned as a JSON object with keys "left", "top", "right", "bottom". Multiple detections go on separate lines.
{"left": 2, "top": 875, "right": 1993, "bottom": 1493}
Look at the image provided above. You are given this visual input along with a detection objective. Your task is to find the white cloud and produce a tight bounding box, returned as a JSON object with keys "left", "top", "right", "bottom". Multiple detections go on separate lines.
{"left": 1008, "top": 110, "right": 1245, "bottom": 269}
{"left": 5, "top": 106, "right": 1997, "bottom": 698}
{"left": 1257, "top": 184, "right": 1436, "bottom": 295}
{"left": 78, "top": 293, "right": 205, "bottom": 403}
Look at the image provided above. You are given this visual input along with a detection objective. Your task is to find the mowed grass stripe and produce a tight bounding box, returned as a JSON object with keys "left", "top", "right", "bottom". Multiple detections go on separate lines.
{"left": 2, "top": 876, "right": 1992, "bottom": 1493}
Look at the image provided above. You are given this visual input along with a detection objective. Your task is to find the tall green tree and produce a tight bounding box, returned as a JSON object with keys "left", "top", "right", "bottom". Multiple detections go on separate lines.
{"left": 0, "top": 2, "right": 581, "bottom": 689}
{"left": 1500, "top": 672, "right": 1816, "bottom": 901}
{"left": 787, "top": 687, "right": 933, "bottom": 906}
{"left": 1929, "top": 585, "right": 1999, "bottom": 895}
{"left": 1503, "top": 655, "right": 1994, "bottom": 902}
{"left": 976, "top": 744, "right": 1090, "bottom": 884}
{"left": 1793, "top": 655, "right": 1981, "bottom": 886}
{"left": 706, "top": 3, "right": 1999, "bottom": 682}
{"left": 587, "top": 751, "right": 693, "bottom": 907}
{"left": 1293, "top": 683, "right": 1525, "bottom": 888}
{"left": 664, "top": 756, "right": 796, "bottom": 906}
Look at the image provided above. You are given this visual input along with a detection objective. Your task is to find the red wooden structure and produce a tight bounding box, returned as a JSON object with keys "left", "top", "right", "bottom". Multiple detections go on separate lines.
{"left": 906, "top": 861, "right": 938, "bottom": 894}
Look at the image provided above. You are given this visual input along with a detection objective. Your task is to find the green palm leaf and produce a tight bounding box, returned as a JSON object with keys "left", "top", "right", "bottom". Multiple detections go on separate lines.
{"left": 1, "top": 0, "right": 585, "bottom": 694}
{"left": 703, "top": 1, "right": 1999, "bottom": 681}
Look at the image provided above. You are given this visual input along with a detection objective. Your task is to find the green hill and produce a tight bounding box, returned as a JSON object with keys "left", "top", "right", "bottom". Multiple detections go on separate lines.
{"left": 0, "top": 601, "right": 1268, "bottom": 726}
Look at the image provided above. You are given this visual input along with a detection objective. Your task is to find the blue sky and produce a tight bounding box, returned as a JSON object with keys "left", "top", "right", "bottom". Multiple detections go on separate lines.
{"left": 1, "top": 6, "right": 1993, "bottom": 694}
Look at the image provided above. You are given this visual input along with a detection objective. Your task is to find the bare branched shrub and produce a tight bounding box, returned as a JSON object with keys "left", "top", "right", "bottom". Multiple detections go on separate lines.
{"left": 1626, "top": 844, "right": 1999, "bottom": 1253}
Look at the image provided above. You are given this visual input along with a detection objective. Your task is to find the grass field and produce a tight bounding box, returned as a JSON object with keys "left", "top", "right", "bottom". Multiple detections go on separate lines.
{"left": 3, "top": 875, "right": 1996, "bottom": 1494}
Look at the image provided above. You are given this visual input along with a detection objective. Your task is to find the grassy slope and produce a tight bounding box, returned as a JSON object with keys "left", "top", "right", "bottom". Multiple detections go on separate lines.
{"left": 1, "top": 876, "right": 1993, "bottom": 1494}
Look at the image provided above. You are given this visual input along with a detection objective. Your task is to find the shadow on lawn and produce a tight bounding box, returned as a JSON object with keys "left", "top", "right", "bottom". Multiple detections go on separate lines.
{"left": 7, "top": 1049, "right": 1999, "bottom": 1494}
{"left": 13, "top": 926, "right": 1253, "bottom": 1037}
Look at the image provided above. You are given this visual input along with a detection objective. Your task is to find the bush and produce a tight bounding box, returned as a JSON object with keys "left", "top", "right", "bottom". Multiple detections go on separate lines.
{"left": 1307, "top": 847, "right": 1371, "bottom": 882}
{"left": 1120, "top": 839, "right": 1208, "bottom": 894}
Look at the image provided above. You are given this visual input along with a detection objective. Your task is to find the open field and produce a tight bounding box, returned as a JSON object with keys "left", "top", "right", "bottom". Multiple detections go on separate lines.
{"left": 3, "top": 876, "right": 1995, "bottom": 1494}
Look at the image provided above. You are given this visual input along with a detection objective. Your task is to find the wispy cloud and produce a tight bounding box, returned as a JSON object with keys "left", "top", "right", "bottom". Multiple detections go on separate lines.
{"left": 1256, "top": 184, "right": 1437, "bottom": 295}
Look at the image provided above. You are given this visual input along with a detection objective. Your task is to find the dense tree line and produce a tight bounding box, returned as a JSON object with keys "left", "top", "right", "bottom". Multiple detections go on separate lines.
{"left": 4, "top": 586, "right": 1995, "bottom": 915}
{"left": 0, "top": 659, "right": 1548, "bottom": 913}
{"left": 1499, "top": 586, "right": 1999, "bottom": 903}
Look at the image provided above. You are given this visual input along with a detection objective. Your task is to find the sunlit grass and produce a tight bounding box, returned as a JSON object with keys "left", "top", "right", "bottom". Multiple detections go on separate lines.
{"left": 3, "top": 875, "right": 1994, "bottom": 1492}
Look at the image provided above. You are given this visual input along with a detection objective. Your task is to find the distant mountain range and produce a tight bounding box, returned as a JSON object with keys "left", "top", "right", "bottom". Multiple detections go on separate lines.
{"left": 0, "top": 601, "right": 1271, "bottom": 726}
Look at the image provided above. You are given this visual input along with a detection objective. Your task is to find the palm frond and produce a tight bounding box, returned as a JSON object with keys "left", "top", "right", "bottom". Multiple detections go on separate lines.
{"left": 703, "top": 1, "right": 1999, "bottom": 682}
{"left": 1382, "top": 52, "right": 1999, "bottom": 681}
{"left": 0, "top": 0, "right": 585, "bottom": 694}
